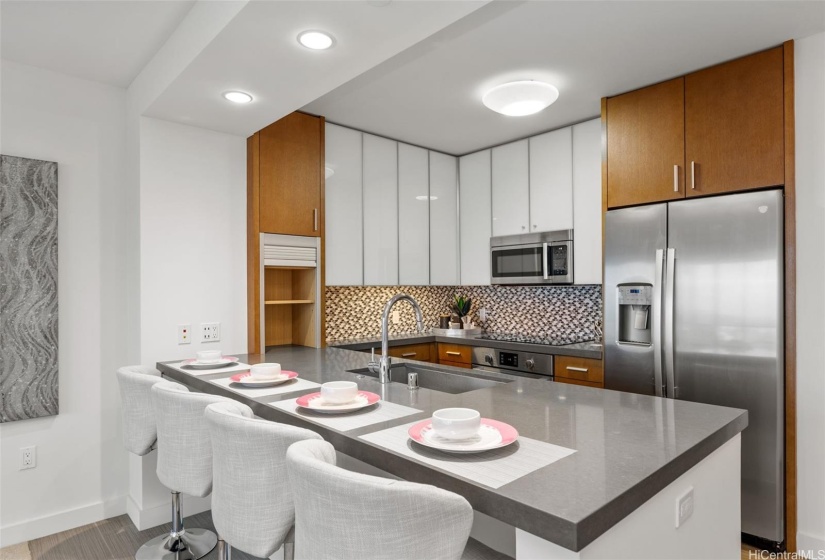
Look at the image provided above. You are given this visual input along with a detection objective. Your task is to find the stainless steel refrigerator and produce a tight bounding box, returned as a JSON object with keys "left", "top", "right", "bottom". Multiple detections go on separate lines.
{"left": 604, "top": 189, "right": 784, "bottom": 547}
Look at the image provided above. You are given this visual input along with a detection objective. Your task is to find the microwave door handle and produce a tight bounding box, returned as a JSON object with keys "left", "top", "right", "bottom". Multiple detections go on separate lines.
{"left": 542, "top": 243, "right": 550, "bottom": 280}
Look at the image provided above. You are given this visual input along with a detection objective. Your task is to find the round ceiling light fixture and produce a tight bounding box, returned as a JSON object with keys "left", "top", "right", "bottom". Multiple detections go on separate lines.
{"left": 223, "top": 91, "right": 253, "bottom": 104}
{"left": 298, "top": 30, "right": 335, "bottom": 50}
{"left": 482, "top": 80, "right": 559, "bottom": 117}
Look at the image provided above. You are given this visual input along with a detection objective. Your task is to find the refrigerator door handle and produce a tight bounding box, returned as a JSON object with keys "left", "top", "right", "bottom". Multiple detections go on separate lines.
{"left": 663, "top": 248, "right": 677, "bottom": 398}
{"left": 652, "top": 249, "right": 665, "bottom": 397}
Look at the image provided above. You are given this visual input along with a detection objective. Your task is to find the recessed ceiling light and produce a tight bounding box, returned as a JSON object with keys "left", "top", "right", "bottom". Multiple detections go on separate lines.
{"left": 482, "top": 80, "right": 559, "bottom": 117}
{"left": 298, "top": 30, "right": 334, "bottom": 50}
{"left": 223, "top": 91, "right": 252, "bottom": 104}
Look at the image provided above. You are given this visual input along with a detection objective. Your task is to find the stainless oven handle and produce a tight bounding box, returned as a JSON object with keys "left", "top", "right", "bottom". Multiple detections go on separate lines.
{"left": 542, "top": 242, "right": 549, "bottom": 280}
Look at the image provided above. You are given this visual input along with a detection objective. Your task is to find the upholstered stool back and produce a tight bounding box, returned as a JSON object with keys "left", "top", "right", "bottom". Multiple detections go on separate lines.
{"left": 116, "top": 365, "right": 162, "bottom": 456}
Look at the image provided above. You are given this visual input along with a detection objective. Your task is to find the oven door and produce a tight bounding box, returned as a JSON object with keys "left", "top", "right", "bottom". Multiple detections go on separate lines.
{"left": 491, "top": 242, "right": 553, "bottom": 285}
{"left": 547, "top": 241, "right": 573, "bottom": 284}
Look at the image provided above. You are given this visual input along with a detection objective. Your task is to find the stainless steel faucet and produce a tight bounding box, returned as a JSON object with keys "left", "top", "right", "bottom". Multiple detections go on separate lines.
{"left": 369, "top": 294, "right": 425, "bottom": 383}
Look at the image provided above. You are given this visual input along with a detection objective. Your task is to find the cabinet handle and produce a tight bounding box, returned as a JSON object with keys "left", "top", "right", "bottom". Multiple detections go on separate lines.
{"left": 401, "top": 352, "right": 417, "bottom": 358}
{"left": 566, "top": 366, "right": 589, "bottom": 372}
{"left": 673, "top": 165, "right": 679, "bottom": 192}
{"left": 313, "top": 208, "right": 318, "bottom": 231}
{"left": 691, "top": 161, "right": 696, "bottom": 190}
{"left": 446, "top": 351, "right": 462, "bottom": 356}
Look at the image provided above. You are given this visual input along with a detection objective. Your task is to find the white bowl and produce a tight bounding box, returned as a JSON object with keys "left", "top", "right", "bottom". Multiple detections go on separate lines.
{"left": 249, "top": 363, "right": 282, "bottom": 380}
{"left": 321, "top": 381, "right": 358, "bottom": 404}
{"left": 431, "top": 408, "right": 481, "bottom": 440}
{"left": 196, "top": 350, "right": 222, "bottom": 363}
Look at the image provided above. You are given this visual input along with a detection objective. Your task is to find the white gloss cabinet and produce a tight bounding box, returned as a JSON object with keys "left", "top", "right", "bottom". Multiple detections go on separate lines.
{"left": 398, "top": 143, "right": 429, "bottom": 285}
{"left": 529, "top": 127, "right": 573, "bottom": 232}
{"left": 459, "top": 150, "right": 492, "bottom": 285}
{"left": 572, "top": 118, "right": 602, "bottom": 284}
{"left": 429, "top": 152, "right": 459, "bottom": 285}
{"left": 324, "top": 123, "right": 363, "bottom": 286}
{"left": 491, "top": 140, "right": 529, "bottom": 236}
{"left": 363, "top": 134, "right": 398, "bottom": 285}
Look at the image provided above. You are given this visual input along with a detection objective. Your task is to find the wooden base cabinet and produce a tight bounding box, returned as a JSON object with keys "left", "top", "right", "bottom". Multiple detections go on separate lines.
{"left": 554, "top": 356, "right": 604, "bottom": 388}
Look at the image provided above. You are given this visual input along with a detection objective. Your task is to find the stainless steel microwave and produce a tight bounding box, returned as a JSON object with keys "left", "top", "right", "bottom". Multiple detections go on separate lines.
{"left": 490, "top": 230, "right": 573, "bottom": 285}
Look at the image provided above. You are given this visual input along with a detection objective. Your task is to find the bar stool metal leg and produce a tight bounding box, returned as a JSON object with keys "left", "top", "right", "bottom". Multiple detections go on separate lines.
{"left": 217, "top": 538, "right": 231, "bottom": 560}
{"left": 135, "top": 491, "right": 217, "bottom": 560}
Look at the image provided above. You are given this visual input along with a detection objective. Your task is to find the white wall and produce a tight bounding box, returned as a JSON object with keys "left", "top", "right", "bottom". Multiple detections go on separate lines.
{"left": 0, "top": 61, "right": 130, "bottom": 545}
{"left": 138, "top": 117, "right": 247, "bottom": 363}
{"left": 794, "top": 31, "right": 825, "bottom": 556}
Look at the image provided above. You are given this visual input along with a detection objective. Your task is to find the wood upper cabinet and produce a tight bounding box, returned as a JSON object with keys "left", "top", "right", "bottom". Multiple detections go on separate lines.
{"left": 606, "top": 77, "right": 685, "bottom": 209}
{"left": 685, "top": 46, "right": 784, "bottom": 196}
{"left": 258, "top": 112, "right": 323, "bottom": 237}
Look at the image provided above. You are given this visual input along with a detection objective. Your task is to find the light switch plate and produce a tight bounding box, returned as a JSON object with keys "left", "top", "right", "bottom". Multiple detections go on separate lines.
{"left": 675, "top": 486, "right": 694, "bottom": 528}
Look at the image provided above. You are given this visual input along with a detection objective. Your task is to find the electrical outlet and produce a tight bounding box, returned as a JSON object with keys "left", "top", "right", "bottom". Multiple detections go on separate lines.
{"left": 178, "top": 324, "right": 191, "bottom": 345}
{"left": 20, "top": 446, "right": 36, "bottom": 470}
{"left": 392, "top": 311, "right": 400, "bottom": 325}
{"left": 675, "top": 486, "right": 694, "bottom": 528}
{"left": 479, "top": 308, "right": 488, "bottom": 322}
{"left": 201, "top": 322, "right": 221, "bottom": 342}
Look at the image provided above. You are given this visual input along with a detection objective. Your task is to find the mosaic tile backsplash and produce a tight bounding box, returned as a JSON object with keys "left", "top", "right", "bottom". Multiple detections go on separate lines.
{"left": 326, "top": 285, "right": 602, "bottom": 342}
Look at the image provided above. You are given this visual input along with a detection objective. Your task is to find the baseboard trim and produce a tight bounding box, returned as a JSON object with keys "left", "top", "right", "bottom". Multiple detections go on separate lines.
{"left": 0, "top": 495, "right": 126, "bottom": 548}
{"left": 797, "top": 531, "right": 825, "bottom": 555}
{"left": 125, "top": 493, "right": 212, "bottom": 532}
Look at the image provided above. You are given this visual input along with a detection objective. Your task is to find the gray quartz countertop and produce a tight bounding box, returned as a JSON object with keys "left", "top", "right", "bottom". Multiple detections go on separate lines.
{"left": 158, "top": 345, "right": 746, "bottom": 552}
{"left": 328, "top": 331, "right": 603, "bottom": 359}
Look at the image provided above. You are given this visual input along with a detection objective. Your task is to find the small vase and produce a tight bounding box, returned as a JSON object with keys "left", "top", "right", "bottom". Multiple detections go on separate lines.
{"left": 461, "top": 316, "right": 473, "bottom": 330}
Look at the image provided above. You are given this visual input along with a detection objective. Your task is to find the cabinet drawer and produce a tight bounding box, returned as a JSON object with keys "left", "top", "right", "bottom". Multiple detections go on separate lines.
{"left": 437, "top": 343, "right": 472, "bottom": 365}
{"left": 374, "top": 343, "right": 433, "bottom": 362}
{"left": 554, "top": 355, "right": 604, "bottom": 384}
{"left": 556, "top": 377, "right": 602, "bottom": 388}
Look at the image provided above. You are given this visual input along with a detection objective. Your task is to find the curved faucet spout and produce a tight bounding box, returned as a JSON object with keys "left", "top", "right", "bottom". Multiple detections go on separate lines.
{"left": 378, "top": 294, "right": 425, "bottom": 383}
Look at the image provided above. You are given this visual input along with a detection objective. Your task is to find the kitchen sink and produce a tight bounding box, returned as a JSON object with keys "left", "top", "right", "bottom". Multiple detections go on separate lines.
{"left": 348, "top": 363, "right": 509, "bottom": 394}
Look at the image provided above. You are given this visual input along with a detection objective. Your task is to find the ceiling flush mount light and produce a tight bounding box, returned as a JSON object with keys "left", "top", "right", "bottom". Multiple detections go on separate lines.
{"left": 223, "top": 91, "right": 252, "bottom": 104}
{"left": 298, "top": 30, "right": 334, "bottom": 50}
{"left": 482, "top": 80, "right": 559, "bottom": 117}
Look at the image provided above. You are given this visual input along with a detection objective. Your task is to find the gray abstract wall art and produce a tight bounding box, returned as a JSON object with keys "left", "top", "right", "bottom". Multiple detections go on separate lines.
{"left": 1, "top": 155, "right": 59, "bottom": 422}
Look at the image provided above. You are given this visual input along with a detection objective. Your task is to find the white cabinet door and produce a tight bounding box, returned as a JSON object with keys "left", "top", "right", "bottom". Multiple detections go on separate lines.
{"left": 325, "top": 124, "right": 363, "bottom": 285}
{"left": 398, "top": 143, "right": 429, "bottom": 285}
{"left": 492, "top": 140, "right": 529, "bottom": 237}
{"left": 529, "top": 127, "right": 573, "bottom": 232}
{"left": 572, "top": 118, "right": 603, "bottom": 285}
{"left": 429, "top": 151, "right": 459, "bottom": 285}
{"left": 363, "top": 134, "right": 398, "bottom": 285}
{"left": 459, "top": 150, "right": 491, "bottom": 285}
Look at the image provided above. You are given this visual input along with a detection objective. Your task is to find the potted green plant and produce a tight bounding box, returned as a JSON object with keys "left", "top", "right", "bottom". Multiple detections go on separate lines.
{"left": 450, "top": 295, "right": 473, "bottom": 329}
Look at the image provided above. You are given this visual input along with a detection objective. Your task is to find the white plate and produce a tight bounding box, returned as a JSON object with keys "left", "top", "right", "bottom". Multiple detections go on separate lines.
{"left": 408, "top": 419, "right": 519, "bottom": 453}
{"left": 230, "top": 371, "right": 298, "bottom": 387}
{"left": 296, "top": 391, "right": 380, "bottom": 414}
{"left": 181, "top": 357, "right": 239, "bottom": 370}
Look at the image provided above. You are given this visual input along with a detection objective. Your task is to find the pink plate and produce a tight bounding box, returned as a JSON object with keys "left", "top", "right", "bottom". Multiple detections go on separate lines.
{"left": 295, "top": 391, "right": 380, "bottom": 413}
{"left": 408, "top": 418, "right": 519, "bottom": 453}
{"left": 230, "top": 370, "right": 298, "bottom": 383}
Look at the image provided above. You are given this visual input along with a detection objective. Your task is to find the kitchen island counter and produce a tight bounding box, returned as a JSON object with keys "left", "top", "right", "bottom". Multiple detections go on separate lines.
{"left": 158, "top": 345, "right": 746, "bottom": 557}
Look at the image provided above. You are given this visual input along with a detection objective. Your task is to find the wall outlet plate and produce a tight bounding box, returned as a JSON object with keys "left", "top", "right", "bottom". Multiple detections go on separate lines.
{"left": 20, "top": 446, "right": 36, "bottom": 470}
{"left": 201, "top": 322, "right": 221, "bottom": 342}
{"left": 675, "top": 486, "right": 694, "bottom": 528}
{"left": 177, "top": 324, "right": 191, "bottom": 345}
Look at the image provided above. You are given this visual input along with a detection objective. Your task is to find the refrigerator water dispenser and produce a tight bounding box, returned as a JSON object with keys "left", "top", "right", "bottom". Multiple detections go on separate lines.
{"left": 617, "top": 284, "right": 652, "bottom": 345}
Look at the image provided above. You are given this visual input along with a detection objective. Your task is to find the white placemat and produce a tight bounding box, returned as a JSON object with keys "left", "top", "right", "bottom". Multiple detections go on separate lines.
{"left": 359, "top": 421, "right": 576, "bottom": 489}
{"left": 166, "top": 361, "right": 253, "bottom": 376}
{"left": 270, "top": 398, "right": 422, "bottom": 432}
{"left": 209, "top": 376, "right": 320, "bottom": 398}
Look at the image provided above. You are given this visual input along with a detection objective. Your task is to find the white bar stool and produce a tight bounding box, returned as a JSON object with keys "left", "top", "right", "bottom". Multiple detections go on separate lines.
{"left": 285, "top": 439, "right": 512, "bottom": 560}
{"left": 116, "top": 365, "right": 161, "bottom": 458}
{"left": 146, "top": 379, "right": 233, "bottom": 560}
{"left": 204, "top": 400, "right": 323, "bottom": 560}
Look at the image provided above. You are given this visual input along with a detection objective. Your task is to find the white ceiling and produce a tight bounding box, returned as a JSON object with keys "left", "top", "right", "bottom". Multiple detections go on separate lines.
{"left": 142, "top": 0, "right": 488, "bottom": 137}
{"left": 0, "top": 0, "right": 196, "bottom": 88}
{"left": 302, "top": 1, "right": 825, "bottom": 155}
